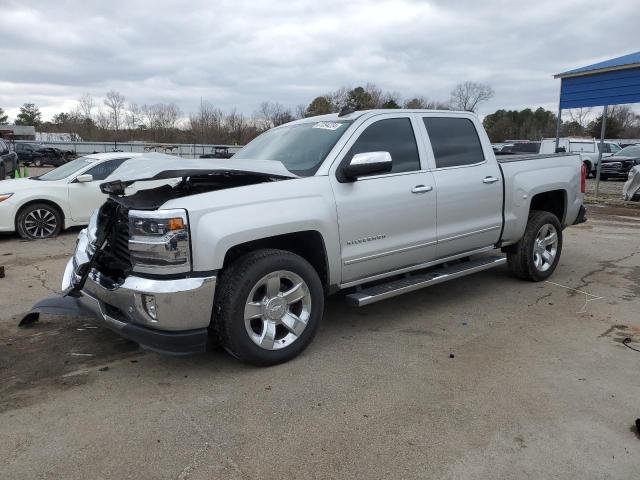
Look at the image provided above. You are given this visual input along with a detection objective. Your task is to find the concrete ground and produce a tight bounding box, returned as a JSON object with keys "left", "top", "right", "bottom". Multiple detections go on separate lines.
{"left": 1, "top": 206, "right": 639, "bottom": 479}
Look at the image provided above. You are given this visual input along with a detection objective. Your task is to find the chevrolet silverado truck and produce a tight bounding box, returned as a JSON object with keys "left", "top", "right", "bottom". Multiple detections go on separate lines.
{"left": 44, "top": 109, "right": 586, "bottom": 365}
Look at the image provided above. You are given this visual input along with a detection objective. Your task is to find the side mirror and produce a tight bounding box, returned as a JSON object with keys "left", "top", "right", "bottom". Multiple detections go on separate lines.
{"left": 76, "top": 174, "right": 93, "bottom": 183}
{"left": 340, "top": 151, "right": 392, "bottom": 181}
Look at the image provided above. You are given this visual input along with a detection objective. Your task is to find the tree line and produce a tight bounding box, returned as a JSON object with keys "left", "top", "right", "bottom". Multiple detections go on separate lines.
{"left": 5, "top": 82, "right": 636, "bottom": 145}
{"left": 0, "top": 81, "right": 494, "bottom": 145}
{"left": 483, "top": 105, "right": 640, "bottom": 142}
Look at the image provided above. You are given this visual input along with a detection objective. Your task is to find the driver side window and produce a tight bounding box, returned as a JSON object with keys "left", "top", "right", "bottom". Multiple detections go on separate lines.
{"left": 84, "top": 158, "right": 127, "bottom": 181}
{"left": 345, "top": 118, "right": 420, "bottom": 174}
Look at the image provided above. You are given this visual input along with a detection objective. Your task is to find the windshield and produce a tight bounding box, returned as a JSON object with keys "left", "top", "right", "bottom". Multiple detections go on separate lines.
{"left": 233, "top": 120, "right": 352, "bottom": 176}
{"left": 614, "top": 146, "right": 640, "bottom": 157}
{"left": 34, "top": 158, "right": 92, "bottom": 181}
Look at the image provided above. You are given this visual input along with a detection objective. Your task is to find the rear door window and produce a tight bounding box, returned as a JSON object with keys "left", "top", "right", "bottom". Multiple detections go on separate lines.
{"left": 83, "top": 158, "right": 128, "bottom": 181}
{"left": 423, "top": 117, "right": 485, "bottom": 168}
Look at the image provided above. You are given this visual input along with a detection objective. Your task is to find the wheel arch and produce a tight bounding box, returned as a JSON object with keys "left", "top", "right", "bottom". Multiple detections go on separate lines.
{"left": 529, "top": 189, "right": 567, "bottom": 225}
{"left": 222, "top": 231, "right": 331, "bottom": 291}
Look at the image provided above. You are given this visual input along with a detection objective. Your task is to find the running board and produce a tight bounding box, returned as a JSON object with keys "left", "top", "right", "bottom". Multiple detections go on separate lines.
{"left": 345, "top": 255, "right": 507, "bottom": 307}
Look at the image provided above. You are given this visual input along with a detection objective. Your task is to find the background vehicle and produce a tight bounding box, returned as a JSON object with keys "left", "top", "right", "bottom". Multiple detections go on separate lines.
{"left": 497, "top": 141, "right": 541, "bottom": 155}
{"left": 0, "top": 153, "right": 141, "bottom": 239}
{"left": 200, "top": 146, "right": 234, "bottom": 159}
{"left": 623, "top": 165, "right": 640, "bottom": 200}
{"left": 59, "top": 110, "right": 585, "bottom": 366}
{"left": 22, "top": 145, "right": 75, "bottom": 167}
{"left": 15, "top": 143, "right": 47, "bottom": 166}
{"left": 599, "top": 145, "right": 640, "bottom": 180}
{"left": 539, "top": 138, "right": 621, "bottom": 176}
{"left": 0, "top": 139, "right": 18, "bottom": 179}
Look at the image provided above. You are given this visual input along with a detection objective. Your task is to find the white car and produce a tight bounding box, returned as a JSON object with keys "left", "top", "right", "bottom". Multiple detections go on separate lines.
{"left": 0, "top": 153, "right": 142, "bottom": 239}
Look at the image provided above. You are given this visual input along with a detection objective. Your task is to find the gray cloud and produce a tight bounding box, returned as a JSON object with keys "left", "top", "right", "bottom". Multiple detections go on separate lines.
{"left": 0, "top": 0, "right": 638, "bottom": 120}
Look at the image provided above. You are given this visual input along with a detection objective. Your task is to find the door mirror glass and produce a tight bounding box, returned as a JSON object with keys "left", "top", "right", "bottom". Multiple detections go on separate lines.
{"left": 75, "top": 174, "right": 93, "bottom": 183}
{"left": 341, "top": 151, "right": 392, "bottom": 181}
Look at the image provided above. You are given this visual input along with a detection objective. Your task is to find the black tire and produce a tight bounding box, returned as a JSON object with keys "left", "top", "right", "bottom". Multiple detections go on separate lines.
{"left": 584, "top": 161, "right": 592, "bottom": 178}
{"left": 16, "top": 203, "right": 63, "bottom": 240}
{"left": 213, "top": 248, "right": 324, "bottom": 366}
{"left": 33, "top": 157, "right": 43, "bottom": 167}
{"left": 599, "top": 174, "right": 608, "bottom": 181}
{"left": 0, "top": 163, "right": 5, "bottom": 180}
{"left": 507, "top": 210, "right": 563, "bottom": 282}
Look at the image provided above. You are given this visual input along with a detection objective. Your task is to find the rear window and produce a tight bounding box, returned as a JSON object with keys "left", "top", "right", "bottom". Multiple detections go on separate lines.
{"left": 570, "top": 142, "right": 595, "bottom": 153}
{"left": 423, "top": 117, "right": 485, "bottom": 168}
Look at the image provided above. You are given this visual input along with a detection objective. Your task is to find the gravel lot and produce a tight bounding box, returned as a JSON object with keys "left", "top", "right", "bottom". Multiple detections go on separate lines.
{"left": 1, "top": 205, "right": 639, "bottom": 479}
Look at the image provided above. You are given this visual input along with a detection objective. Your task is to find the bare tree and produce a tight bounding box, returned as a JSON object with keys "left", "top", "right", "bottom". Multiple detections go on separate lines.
{"left": 449, "top": 82, "right": 494, "bottom": 112}
{"left": 403, "top": 96, "right": 450, "bottom": 110}
{"left": 104, "top": 90, "right": 126, "bottom": 146}
{"left": 78, "top": 93, "right": 95, "bottom": 120}
{"left": 568, "top": 107, "right": 592, "bottom": 130}
{"left": 257, "top": 101, "right": 295, "bottom": 129}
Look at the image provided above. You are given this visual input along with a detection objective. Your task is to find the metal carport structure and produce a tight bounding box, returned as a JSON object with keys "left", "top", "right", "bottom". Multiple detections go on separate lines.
{"left": 553, "top": 51, "right": 640, "bottom": 196}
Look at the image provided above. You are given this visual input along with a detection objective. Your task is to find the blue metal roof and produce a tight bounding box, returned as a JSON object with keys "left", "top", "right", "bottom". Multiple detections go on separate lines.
{"left": 555, "top": 51, "right": 640, "bottom": 78}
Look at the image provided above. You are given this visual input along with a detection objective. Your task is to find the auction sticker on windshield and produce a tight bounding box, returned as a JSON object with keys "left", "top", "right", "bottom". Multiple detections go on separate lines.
{"left": 312, "top": 122, "right": 344, "bottom": 131}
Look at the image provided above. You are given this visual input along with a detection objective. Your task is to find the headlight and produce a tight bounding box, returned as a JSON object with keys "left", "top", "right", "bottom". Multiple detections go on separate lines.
{"left": 127, "top": 209, "right": 191, "bottom": 275}
{"left": 0, "top": 193, "right": 13, "bottom": 202}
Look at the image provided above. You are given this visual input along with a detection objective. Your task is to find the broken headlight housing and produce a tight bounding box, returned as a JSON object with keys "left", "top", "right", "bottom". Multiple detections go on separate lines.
{"left": 128, "top": 209, "right": 191, "bottom": 275}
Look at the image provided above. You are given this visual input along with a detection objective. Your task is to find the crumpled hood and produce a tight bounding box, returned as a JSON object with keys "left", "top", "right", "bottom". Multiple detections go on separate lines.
{"left": 623, "top": 165, "right": 640, "bottom": 201}
{"left": 103, "top": 152, "right": 297, "bottom": 188}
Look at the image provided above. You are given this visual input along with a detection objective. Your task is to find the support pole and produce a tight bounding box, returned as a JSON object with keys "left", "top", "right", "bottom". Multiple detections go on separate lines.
{"left": 555, "top": 81, "right": 563, "bottom": 152}
{"left": 594, "top": 105, "right": 608, "bottom": 199}
{"left": 554, "top": 105, "right": 562, "bottom": 152}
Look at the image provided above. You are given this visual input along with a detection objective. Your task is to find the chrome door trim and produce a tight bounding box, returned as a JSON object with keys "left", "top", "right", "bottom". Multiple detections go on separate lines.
{"left": 437, "top": 225, "right": 501, "bottom": 244}
{"left": 344, "top": 239, "right": 438, "bottom": 266}
{"left": 339, "top": 245, "right": 496, "bottom": 289}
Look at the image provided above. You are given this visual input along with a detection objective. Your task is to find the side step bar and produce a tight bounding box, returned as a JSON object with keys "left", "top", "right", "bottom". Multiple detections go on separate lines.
{"left": 345, "top": 255, "right": 507, "bottom": 307}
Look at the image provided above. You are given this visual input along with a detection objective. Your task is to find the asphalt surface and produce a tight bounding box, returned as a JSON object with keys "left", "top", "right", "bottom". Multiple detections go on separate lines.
{"left": 1, "top": 206, "right": 639, "bottom": 479}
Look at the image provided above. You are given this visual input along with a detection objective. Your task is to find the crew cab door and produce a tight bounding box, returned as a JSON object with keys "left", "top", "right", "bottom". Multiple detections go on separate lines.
{"left": 330, "top": 114, "right": 437, "bottom": 284}
{"left": 67, "top": 158, "right": 127, "bottom": 222}
{"left": 420, "top": 115, "right": 502, "bottom": 258}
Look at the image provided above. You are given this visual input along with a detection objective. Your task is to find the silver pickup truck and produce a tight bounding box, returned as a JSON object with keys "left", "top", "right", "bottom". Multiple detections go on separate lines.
{"left": 50, "top": 109, "right": 586, "bottom": 365}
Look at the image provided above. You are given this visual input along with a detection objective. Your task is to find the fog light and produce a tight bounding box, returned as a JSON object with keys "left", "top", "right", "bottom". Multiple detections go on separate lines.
{"left": 142, "top": 294, "right": 157, "bottom": 320}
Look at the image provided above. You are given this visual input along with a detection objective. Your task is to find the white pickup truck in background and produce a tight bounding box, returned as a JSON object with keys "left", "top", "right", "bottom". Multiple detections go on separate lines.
{"left": 539, "top": 137, "right": 621, "bottom": 175}
{"left": 36, "top": 109, "right": 587, "bottom": 365}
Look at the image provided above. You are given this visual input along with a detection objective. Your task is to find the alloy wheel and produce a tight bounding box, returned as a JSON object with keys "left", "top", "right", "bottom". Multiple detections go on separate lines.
{"left": 244, "top": 270, "right": 312, "bottom": 350}
{"left": 23, "top": 208, "right": 58, "bottom": 238}
{"left": 532, "top": 223, "right": 558, "bottom": 272}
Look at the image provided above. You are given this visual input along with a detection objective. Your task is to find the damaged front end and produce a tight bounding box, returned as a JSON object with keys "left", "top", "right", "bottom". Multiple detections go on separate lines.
{"left": 27, "top": 161, "right": 294, "bottom": 354}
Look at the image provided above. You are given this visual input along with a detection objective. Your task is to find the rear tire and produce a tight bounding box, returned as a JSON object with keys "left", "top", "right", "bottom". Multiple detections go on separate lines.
{"left": 0, "top": 163, "right": 5, "bottom": 179}
{"left": 507, "top": 210, "right": 562, "bottom": 281}
{"left": 33, "top": 157, "right": 43, "bottom": 167}
{"left": 213, "top": 249, "right": 324, "bottom": 366}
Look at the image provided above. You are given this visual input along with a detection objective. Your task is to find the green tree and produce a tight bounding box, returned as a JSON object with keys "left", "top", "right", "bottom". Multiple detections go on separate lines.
{"left": 381, "top": 99, "right": 401, "bottom": 109}
{"left": 305, "top": 96, "right": 333, "bottom": 117}
{"left": 0, "top": 107, "right": 8, "bottom": 125}
{"left": 588, "top": 114, "right": 624, "bottom": 138}
{"left": 483, "top": 107, "right": 557, "bottom": 142}
{"left": 15, "top": 103, "right": 42, "bottom": 126}
{"left": 346, "top": 86, "right": 374, "bottom": 110}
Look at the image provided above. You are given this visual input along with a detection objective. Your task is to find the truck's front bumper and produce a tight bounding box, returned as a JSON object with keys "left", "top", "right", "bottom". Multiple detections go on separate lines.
{"left": 61, "top": 229, "right": 217, "bottom": 355}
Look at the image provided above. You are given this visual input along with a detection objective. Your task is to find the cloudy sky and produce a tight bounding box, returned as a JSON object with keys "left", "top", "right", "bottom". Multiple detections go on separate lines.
{"left": 1, "top": 0, "right": 638, "bottom": 121}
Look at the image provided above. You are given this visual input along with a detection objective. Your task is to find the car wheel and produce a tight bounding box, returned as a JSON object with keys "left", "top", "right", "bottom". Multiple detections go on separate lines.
{"left": 600, "top": 174, "right": 608, "bottom": 181}
{"left": 584, "top": 161, "right": 592, "bottom": 178}
{"left": 0, "top": 163, "right": 5, "bottom": 180}
{"left": 506, "top": 210, "right": 563, "bottom": 281}
{"left": 33, "top": 157, "right": 43, "bottom": 167}
{"left": 16, "top": 203, "right": 62, "bottom": 240}
{"left": 213, "top": 248, "right": 324, "bottom": 366}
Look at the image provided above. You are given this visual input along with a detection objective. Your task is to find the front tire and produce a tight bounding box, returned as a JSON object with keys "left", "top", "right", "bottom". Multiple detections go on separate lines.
{"left": 16, "top": 203, "right": 62, "bottom": 239}
{"left": 213, "top": 249, "right": 324, "bottom": 366}
{"left": 507, "top": 210, "right": 562, "bottom": 281}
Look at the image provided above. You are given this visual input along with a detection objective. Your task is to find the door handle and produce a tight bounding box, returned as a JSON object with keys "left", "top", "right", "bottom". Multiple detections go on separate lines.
{"left": 483, "top": 176, "right": 499, "bottom": 184}
{"left": 411, "top": 185, "right": 433, "bottom": 194}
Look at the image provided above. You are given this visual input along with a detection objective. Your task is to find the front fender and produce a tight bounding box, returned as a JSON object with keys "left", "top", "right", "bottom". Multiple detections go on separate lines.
{"left": 183, "top": 177, "right": 341, "bottom": 285}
